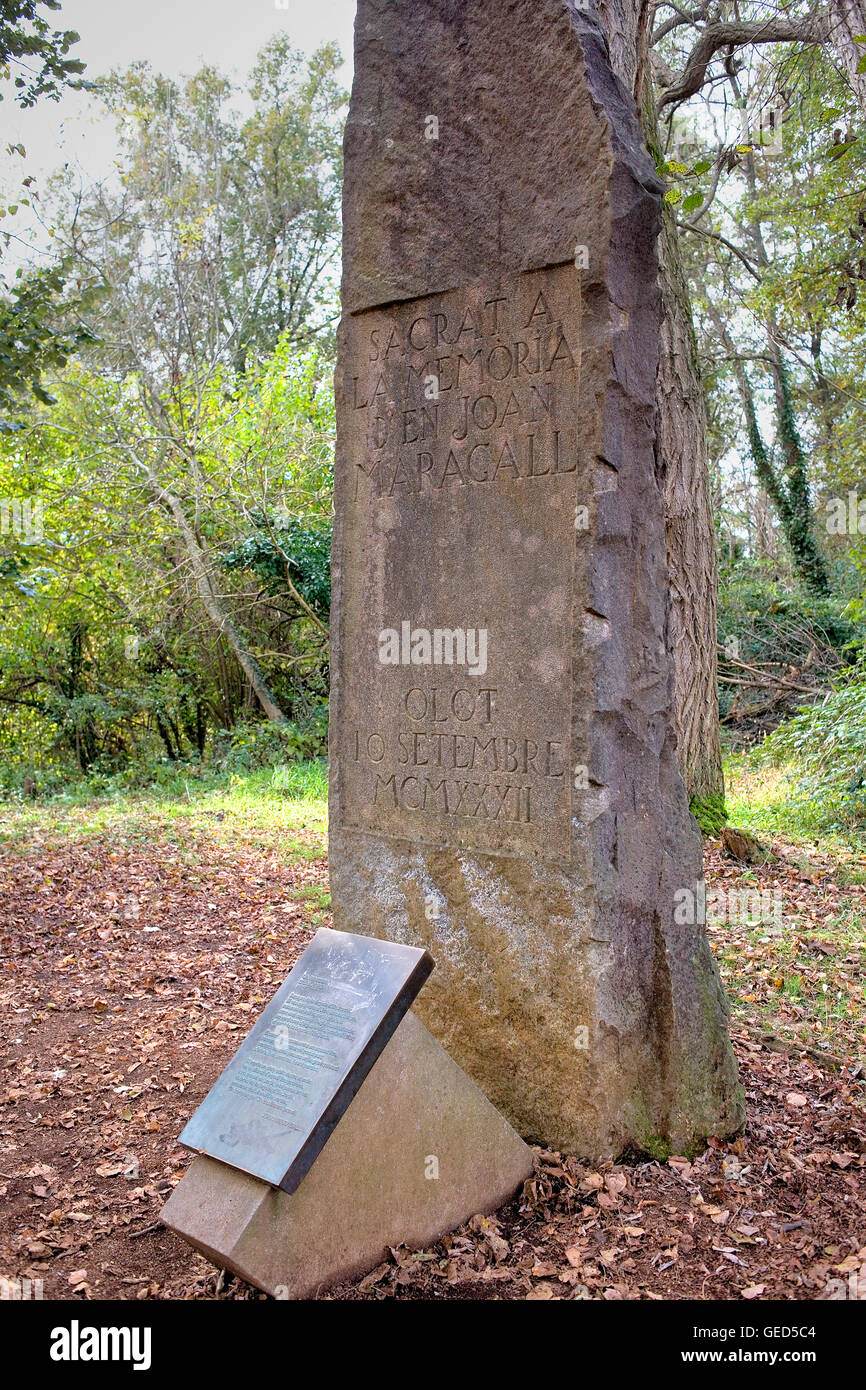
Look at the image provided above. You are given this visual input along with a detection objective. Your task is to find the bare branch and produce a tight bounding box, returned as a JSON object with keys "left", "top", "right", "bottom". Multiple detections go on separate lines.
{"left": 653, "top": 2, "right": 710, "bottom": 46}
{"left": 675, "top": 218, "right": 763, "bottom": 277}
{"left": 657, "top": 12, "right": 831, "bottom": 113}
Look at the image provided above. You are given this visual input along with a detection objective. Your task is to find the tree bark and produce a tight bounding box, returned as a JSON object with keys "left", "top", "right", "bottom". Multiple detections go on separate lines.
{"left": 583, "top": 0, "right": 866, "bottom": 810}
{"left": 829, "top": 0, "right": 866, "bottom": 116}
{"left": 598, "top": 0, "right": 725, "bottom": 808}
{"left": 655, "top": 201, "right": 724, "bottom": 805}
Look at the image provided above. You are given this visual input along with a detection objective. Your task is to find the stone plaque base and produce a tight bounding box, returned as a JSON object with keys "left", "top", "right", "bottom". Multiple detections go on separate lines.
{"left": 161, "top": 1011, "right": 533, "bottom": 1298}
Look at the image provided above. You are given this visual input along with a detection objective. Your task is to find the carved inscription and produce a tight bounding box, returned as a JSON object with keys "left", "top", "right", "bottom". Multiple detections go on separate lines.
{"left": 335, "top": 266, "right": 582, "bottom": 861}
{"left": 227, "top": 979, "right": 356, "bottom": 1119}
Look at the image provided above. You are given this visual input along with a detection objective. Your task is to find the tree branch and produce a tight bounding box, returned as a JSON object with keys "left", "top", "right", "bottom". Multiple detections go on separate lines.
{"left": 657, "top": 12, "right": 831, "bottom": 112}
{"left": 652, "top": 3, "right": 710, "bottom": 47}
{"left": 675, "top": 218, "right": 762, "bottom": 278}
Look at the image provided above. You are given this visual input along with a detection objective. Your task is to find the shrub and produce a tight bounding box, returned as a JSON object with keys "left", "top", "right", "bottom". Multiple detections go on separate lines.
{"left": 749, "top": 662, "right": 866, "bottom": 830}
{"left": 717, "top": 574, "right": 862, "bottom": 733}
{"left": 211, "top": 706, "right": 328, "bottom": 772}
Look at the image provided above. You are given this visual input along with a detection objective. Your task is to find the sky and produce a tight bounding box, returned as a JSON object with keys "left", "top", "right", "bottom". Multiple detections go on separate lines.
{"left": 1, "top": 0, "right": 358, "bottom": 257}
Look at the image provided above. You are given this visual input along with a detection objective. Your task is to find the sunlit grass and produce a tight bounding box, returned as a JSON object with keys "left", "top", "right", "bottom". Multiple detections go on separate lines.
{"left": 717, "top": 754, "right": 866, "bottom": 1056}
{"left": 724, "top": 752, "right": 861, "bottom": 852}
{"left": 0, "top": 761, "right": 329, "bottom": 864}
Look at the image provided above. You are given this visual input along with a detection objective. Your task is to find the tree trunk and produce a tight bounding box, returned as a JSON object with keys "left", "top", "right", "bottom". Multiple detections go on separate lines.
{"left": 829, "top": 0, "right": 866, "bottom": 117}
{"left": 765, "top": 335, "right": 832, "bottom": 594}
{"left": 655, "top": 202, "right": 724, "bottom": 810}
{"left": 587, "top": 0, "right": 866, "bottom": 808}
{"left": 708, "top": 303, "right": 831, "bottom": 594}
{"left": 144, "top": 469, "right": 287, "bottom": 724}
{"left": 597, "top": 0, "right": 726, "bottom": 813}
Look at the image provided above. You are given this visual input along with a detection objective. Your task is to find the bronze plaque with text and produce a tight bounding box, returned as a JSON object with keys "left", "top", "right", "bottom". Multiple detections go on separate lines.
{"left": 178, "top": 928, "right": 433, "bottom": 1192}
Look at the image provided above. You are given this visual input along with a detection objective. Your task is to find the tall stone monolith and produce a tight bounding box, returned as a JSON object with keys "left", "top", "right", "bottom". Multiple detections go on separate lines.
{"left": 329, "top": 0, "right": 744, "bottom": 1157}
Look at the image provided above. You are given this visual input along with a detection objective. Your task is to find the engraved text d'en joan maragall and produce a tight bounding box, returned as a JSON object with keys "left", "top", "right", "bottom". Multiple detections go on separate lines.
{"left": 349, "top": 290, "right": 577, "bottom": 499}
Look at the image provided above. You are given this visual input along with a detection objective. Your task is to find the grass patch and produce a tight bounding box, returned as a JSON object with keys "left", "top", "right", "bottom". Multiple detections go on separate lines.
{"left": 714, "top": 893, "right": 866, "bottom": 1057}
{"left": 724, "top": 753, "right": 861, "bottom": 852}
{"left": 0, "top": 761, "right": 329, "bottom": 864}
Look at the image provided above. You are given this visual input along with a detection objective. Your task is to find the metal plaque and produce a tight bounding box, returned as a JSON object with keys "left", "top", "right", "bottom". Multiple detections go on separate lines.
{"left": 178, "top": 927, "right": 434, "bottom": 1192}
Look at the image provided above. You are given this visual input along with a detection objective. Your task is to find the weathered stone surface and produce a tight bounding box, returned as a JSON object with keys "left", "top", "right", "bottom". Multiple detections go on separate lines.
{"left": 161, "top": 1010, "right": 534, "bottom": 1298}
{"left": 329, "top": 0, "right": 743, "bottom": 1157}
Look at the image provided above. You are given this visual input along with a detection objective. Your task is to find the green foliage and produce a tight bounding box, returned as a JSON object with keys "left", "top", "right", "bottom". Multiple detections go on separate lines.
{"left": 0, "top": 6, "right": 93, "bottom": 424}
{"left": 768, "top": 356, "right": 831, "bottom": 596}
{"left": 0, "top": 316, "right": 336, "bottom": 765}
{"left": 0, "top": 757, "right": 330, "bottom": 831}
{"left": 0, "top": 0, "right": 86, "bottom": 107}
{"left": 719, "top": 575, "right": 861, "bottom": 670}
{"left": 71, "top": 37, "right": 346, "bottom": 376}
{"left": 717, "top": 573, "right": 862, "bottom": 726}
{"left": 649, "top": 145, "right": 714, "bottom": 212}
{"left": 748, "top": 662, "right": 866, "bottom": 830}
{"left": 667, "top": 37, "right": 866, "bottom": 611}
{"left": 0, "top": 704, "right": 329, "bottom": 797}
{"left": 0, "top": 36, "right": 344, "bottom": 750}
{"left": 0, "top": 259, "right": 102, "bottom": 423}
{"left": 222, "top": 514, "right": 331, "bottom": 615}
{"left": 211, "top": 707, "right": 328, "bottom": 773}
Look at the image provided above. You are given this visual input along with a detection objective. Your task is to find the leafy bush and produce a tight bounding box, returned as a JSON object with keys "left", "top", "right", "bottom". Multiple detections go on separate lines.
{"left": 211, "top": 707, "right": 328, "bottom": 772}
{"left": 719, "top": 576, "right": 860, "bottom": 670}
{"left": 0, "top": 762, "right": 69, "bottom": 799}
{"left": 717, "top": 574, "right": 862, "bottom": 732}
{"left": 221, "top": 513, "right": 332, "bottom": 615}
{"left": 749, "top": 662, "right": 866, "bottom": 829}
{"left": 0, "top": 707, "right": 329, "bottom": 800}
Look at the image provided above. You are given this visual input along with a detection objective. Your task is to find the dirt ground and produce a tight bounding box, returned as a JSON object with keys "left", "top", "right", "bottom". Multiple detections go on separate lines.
{"left": 0, "top": 827, "right": 863, "bottom": 1301}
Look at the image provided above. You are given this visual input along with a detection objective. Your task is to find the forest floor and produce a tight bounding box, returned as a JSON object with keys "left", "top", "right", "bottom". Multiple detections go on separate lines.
{"left": 0, "top": 767, "right": 863, "bottom": 1301}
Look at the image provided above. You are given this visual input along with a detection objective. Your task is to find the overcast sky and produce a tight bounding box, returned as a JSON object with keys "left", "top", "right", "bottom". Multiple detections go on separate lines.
{"left": 1, "top": 0, "right": 358, "bottom": 257}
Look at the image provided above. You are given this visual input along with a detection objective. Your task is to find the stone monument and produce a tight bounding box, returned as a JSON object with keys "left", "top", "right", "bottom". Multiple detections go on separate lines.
{"left": 329, "top": 0, "right": 743, "bottom": 1157}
